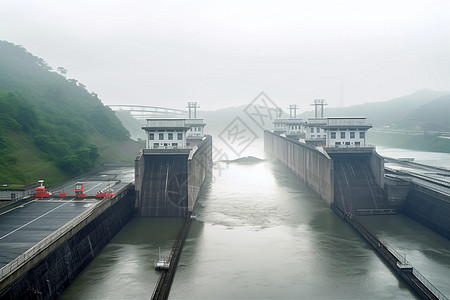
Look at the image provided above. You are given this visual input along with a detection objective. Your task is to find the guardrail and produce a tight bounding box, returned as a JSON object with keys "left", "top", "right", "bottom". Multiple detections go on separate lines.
{"left": 385, "top": 166, "right": 450, "bottom": 190}
{"left": 151, "top": 214, "right": 192, "bottom": 299}
{"left": 334, "top": 203, "right": 448, "bottom": 300}
{"left": 324, "top": 144, "right": 376, "bottom": 149}
{"left": 0, "top": 183, "right": 133, "bottom": 282}
{"left": 413, "top": 268, "right": 448, "bottom": 300}
{"left": 377, "top": 239, "right": 448, "bottom": 300}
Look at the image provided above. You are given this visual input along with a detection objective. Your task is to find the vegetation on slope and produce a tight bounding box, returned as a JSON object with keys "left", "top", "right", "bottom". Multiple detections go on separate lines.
{"left": 0, "top": 41, "right": 138, "bottom": 184}
{"left": 297, "top": 89, "right": 450, "bottom": 127}
{"left": 113, "top": 110, "right": 147, "bottom": 141}
{"left": 393, "top": 95, "right": 450, "bottom": 132}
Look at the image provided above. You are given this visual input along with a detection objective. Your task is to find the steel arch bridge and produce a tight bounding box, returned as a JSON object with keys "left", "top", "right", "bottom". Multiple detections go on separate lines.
{"left": 108, "top": 105, "right": 188, "bottom": 119}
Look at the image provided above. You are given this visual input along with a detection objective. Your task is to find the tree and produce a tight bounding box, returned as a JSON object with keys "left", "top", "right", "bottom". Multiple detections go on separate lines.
{"left": 56, "top": 66, "right": 67, "bottom": 77}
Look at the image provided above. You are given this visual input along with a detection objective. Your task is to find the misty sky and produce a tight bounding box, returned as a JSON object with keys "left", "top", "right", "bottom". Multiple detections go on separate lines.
{"left": 1, "top": 0, "right": 450, "bottom": 111}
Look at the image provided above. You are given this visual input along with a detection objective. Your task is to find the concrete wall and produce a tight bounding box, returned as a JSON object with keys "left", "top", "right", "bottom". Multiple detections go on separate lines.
{"left": 264, "top": 131, "right": 334, "bottom": 205}
{"left": 384, "top": 177, "right": 410, "bottom": 208}
{"left": 187, "top": 136, "right": 212, "bottom": 211}
{"left": 0, "top": 187, "right": 34, "bottom": 201}
{"left": 135, "top": 136, "right": 212, "bottom": 217}
{"left": 0, "top": 186, "right": 135, "bottom": 299}
{"left": 369, "top": 150, "right": 385, "bottom": 187}
{"left": 403, "top": 184, "right": 450, "bottom": 239}
{"left": 135, "top": 150, "right": 189, "bottom": 217}
{"left": 330, "top": 153, "right": 388, "bottom": 212}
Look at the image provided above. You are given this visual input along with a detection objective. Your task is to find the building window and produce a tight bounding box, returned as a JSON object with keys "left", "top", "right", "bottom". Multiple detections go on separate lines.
{"left": 172, "top": 143, "right": 178, "bottom": 148}
{"left": 360, "top": 132, "right": 365, "bottom": 138}
{"left": 153, "top": 143, "right": 159, "bottom": 149}
{"left": 177, "top": 132, "right": 183, "bottom": 140}
{"left": 331, "top": 132, "right": 336, "bottom": 139}
{"left": 149, "top": 133, "right": 154, "bottom": 140}
{"left": 311, "top": 127, "right": 314, "bottom": 133}
{"left": 168, "top": 133, "right": 173, "bottom": 140}
{"left": 350, "top": 132, "right": 355, "bottom": 139}
{"left": 159, "top": 133, "right": 164, "bottom": 140}
{"left": 341, "top": 132, "right": 346, "bottom": 139}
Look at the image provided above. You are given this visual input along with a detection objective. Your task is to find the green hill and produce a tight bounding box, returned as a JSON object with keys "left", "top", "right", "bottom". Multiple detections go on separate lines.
{"left": 298, "top": 89, "right": 450, "bottom": 127}
{"left": 395, "top": 95, "right": 450, "bottom": 132}
{"left": 295, "top": 89, "right": 450, "bottom": 152}
{"left": 0, "top": 41, "right": 139, "bottom": 185}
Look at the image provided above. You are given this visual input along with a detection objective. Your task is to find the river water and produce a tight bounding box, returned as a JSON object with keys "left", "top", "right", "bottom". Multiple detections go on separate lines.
{"left": 60, "top": 143, "right": 450, "bottom": 299}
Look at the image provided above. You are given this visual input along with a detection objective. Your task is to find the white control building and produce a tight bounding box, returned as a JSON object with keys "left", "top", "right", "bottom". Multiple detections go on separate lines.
{"left": 324, "top": 117, "right": 372, "bottom": 147}
{"left": 142, "top": 118, "right": 190, "bottom": 149}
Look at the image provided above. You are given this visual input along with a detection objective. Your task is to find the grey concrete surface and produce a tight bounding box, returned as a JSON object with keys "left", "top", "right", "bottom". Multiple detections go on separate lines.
{"left": 0, "top": 165, "right": 134, "bottom": 269}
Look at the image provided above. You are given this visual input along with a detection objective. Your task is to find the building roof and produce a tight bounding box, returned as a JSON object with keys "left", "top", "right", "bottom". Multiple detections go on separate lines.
{"left": 142, "top": 118, "right": 190, "bottom": 131}
{"left": 185, "top": 118, "right": 206, "bottom": 127}
{"left": 273, "top": 118, "right": 305, "bottom": 125}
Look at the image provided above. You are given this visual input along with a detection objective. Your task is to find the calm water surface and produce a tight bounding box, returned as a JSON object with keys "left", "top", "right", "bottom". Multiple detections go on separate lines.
{"left": 61, "top": 144, "right": 450, "bottom": 299}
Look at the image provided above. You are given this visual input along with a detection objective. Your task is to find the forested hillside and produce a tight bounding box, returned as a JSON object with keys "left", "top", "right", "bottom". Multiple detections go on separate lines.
{"left": 297, "top": 89, "right": 450, "bottom": 128}
{"left": 394, "top": 95, "right": 450, "bottom": 132}
{"left": 0, "top": 41, "right": 139, "bottom": 185}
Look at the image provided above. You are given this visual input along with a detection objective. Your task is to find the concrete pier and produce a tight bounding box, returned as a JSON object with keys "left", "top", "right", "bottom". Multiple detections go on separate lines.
{"left": 151, "top": 214, "right": 192, "bottom": 300}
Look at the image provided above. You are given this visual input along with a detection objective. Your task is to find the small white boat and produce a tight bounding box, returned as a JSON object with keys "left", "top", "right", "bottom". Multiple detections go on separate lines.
{"left": 154, "top": 247, "right": 169, "bottom": 270}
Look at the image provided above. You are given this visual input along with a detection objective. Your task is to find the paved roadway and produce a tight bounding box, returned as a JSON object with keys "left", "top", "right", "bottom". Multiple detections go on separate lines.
{"left": 384, "top": 159, "right": 450, "bottom": 195}
{"left": 0, "top": 165, "right": 134, "bottom": 269}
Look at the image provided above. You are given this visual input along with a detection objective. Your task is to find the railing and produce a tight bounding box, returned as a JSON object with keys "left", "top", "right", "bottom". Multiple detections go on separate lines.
{"left": 385, "top": 166, "right": 450, "bottom": 190}
{"left": 380, "top": 239, "right": 410, "bottom": 266}
{"left": 0, "top": 183, "right": 132, "bottom": 282}
{"left": 148, "top": 146, "right": 190, "bottom": 150}
{"left": 151, "top": 214, "right": 192, "bottom": 299}
{"left": 342, "top": 210, "right": 448, "bottom": 300}
{"left": 379, "top": 238, "right": 448, "bottom": 300}
{"left": 413, "top": 268, "right": 449, "bottom": 300}
{"left": 324, "top": 144, "right": 375, "bottom": 149}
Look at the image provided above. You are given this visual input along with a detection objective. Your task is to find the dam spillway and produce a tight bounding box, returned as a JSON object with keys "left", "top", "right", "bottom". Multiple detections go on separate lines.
{"left": 330, "top": 152, "right": 388, "bottom": 213}
{"left": 134, "top": 135, "right": 212, "bottom": 217}
{"left": 264, "top": 130, "right": 388, "bottom": 212}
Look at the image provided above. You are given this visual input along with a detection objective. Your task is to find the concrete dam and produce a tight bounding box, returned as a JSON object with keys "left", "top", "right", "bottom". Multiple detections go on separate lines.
{"left": 0, "top": 138, "right": 212, "bottom": 299}
{"left": 331, "top": 152, "right": 388, "bottom": 213}
{"left": 264, "top": 130, "right": 450, "bottom": 226}
{"left": 264, "top": 130, "right": 387, "bottom": 212}
{"left": 134, "top": 135, "right": 212, "bottom": 217}
{"left": 264, "top": 130, "right": 450, "bottom": 300}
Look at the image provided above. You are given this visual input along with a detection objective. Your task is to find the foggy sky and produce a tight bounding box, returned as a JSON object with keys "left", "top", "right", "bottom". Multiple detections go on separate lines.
{"left": 1, "top": 0, "right": 450, "bottom": 111}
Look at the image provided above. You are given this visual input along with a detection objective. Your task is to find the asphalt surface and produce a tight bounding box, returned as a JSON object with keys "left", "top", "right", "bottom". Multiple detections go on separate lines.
{"left": 0, "top": 165, "right": 134, "bottom": 269}
{"left": 384, "top": 159, "right": 450, "bottom": 183}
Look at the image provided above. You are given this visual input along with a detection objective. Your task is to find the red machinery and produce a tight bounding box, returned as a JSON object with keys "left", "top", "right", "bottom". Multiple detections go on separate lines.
{"left": 35, "top": 180, "right": 50, "bottom": 198}
{"left": 74, "top": 182, "right": 86, "bottom": 198}
{"left": 95, "top": 183, "right": 115, "bottom": 199}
